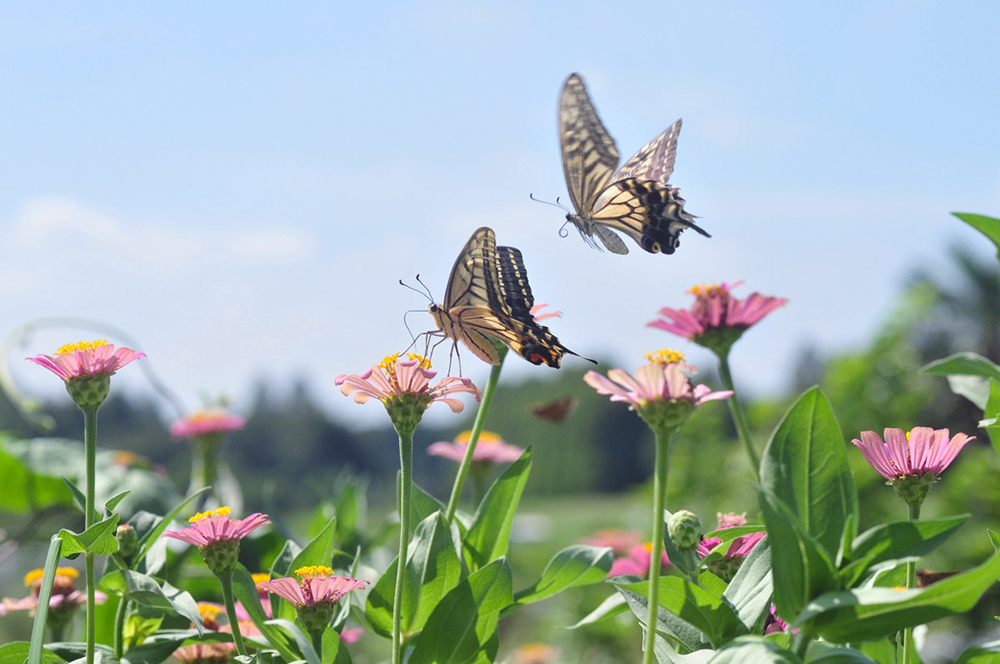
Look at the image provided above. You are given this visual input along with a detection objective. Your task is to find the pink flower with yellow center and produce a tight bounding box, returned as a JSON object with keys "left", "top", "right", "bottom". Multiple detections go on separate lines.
{"left": 0, "top": 567, "right": 106, "bottom": 618}
{"left": 607, "top": 542, "right": 671, "bottom": 579}
{"left": 257, "top": 566, "right": 369, "bottom": 635}
{"left": 171, "top": 409, "right": 246, "bottom": 438}
{"left": 648, "top": 282, "right": 787, "bottom": 356}
{"left": 163, "top": 507, "right": 270, "bottom": 548}
{"left": 582, "top": 529, "right": 643, "bottom": 556}
{"left": 427, "top": 430, "right": 524, "bottom": 464}
{"left": 27, "top": 340, "right": 145, "bottom": 382}
{"left": 336, "top": 353, "right": 479, "bottom": 413}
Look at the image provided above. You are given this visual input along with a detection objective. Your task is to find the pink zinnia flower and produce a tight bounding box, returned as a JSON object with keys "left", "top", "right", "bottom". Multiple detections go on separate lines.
{"left": 163, "top": 507, "right": 270, "bottom": 548}
{"left": 716, "top": 512, "right": 748, "bottom": 529}
{"left": 171, "top": 409, "right": 246, "bottom": 438}
{"left": 428, "top": 430, "right": 524, "bottom": 465}
{"left": 27, "top": 340, "right": 145, "bottom": 382}
{"left": 853, "top": 427, "right": 974, "bottom": 507}
{"left": 648, "top": 282, "right": 786, "bottom": 355}
{"left": 584, "top": 349, "right": 731, "bottom": 433}
{"left": 258, "top": 566, "right": 369, "bottom": 635}
{"left": 582, "top": 529, "right": 643, "bottom": 556}
{"left": 608, "top": 543, "right": 671, "bottom": 579}
{"left": 340, "top": 627, "right": 364, "bottom": 644}
{"left": 336, "top": 353, "right": 479, "bottom": 414}
{"left": 698, "top": 531, "right": 766, "bottom": 582}
{"left": 0, "top": 567, "right": 106, "bottom": 624}
{"left": 530, "top": 303, "right": 562, "bottom": 323}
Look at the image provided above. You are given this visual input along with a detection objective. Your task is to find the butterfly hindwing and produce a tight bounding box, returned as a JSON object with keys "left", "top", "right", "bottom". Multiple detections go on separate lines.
{"left": 613, "top": 118, "right": 682, "bottom": 185}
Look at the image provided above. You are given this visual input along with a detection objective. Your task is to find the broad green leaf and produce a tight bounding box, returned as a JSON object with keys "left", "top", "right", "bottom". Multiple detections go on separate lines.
{"left": 267, "top": 618, "right": 321, "bottom": 664}
{"left": 840, "top": 516, "right": 968, "bottom": 587}
{"left": 409, "top": 558, "right": 513, "bottom": 664}
{"left": 708, "top": 637, "right": 801, "bottom": 663}
{"left": 134, "top": 486, "right": 210, "bottom": 567}
{"left": 58, "top": 512, "right": 120, "bottom": 557}
{"left": 0, "top": 440, "right": 74, "bottom": 514}
{"left": 954, "top": 212, "right": 1000, "bottom": 259}
{"left": 366, "top": 511, "right": 463, "bottom": 638}
{"left": 231, "top": 564, "right": 300, "bottom": 662}
{"left": 805, "top": 642, "right": 878, "bottom": 662}
{"left": 920, "top": 352, "right": 1000, "bottom": 409}
{"left": 509, "top": 544, "right": 613, "bottom": 610}
{"left": 1, "top": 642, "right": 65, "bottom": 664}
{"left": 463, "top": 448, "right": 531, "bottom": 571}
{"left": 108, "top": 628, "right": 203, "bottom": 664}
{"left": 288, "top": 516, "right": 337, "bottom": 577}
{"left": 567, "top": 593, "right": 629, "bottom": 629}
{"left": 98, "top": 570, "right": 202, "bottom": 631}
{"left": 616, "top": 575, "right": 743, "bottom": 649}
{"left": 103, "top": 490, "right": 130, "bottom": 515}
{"left": 759, "top": 487, "right": 838, "bottom": 619}
{"left": 760, "top": 388, "right": 858, "bottom": 555}
{"left": 411, "top": 479, "right": 447, "bottom": 525}
{"left": 270, "top": 537, "right": 303, "bottom": 579}
{"left": 724, "top": 537, "right": 773, "bottom": 634}
{"left": 322, "top": 628, "right": 354, "bottom": 664}
{"left": 956, "top": 639, "right": 1000, "bottom": 664}
{"left": 798, "top": 545, "right": 1000, "bottom": 642}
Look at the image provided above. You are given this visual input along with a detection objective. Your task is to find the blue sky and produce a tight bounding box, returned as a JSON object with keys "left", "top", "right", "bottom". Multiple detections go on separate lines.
{"left": 2, "top": 3, "right": 998, "bottom": 427}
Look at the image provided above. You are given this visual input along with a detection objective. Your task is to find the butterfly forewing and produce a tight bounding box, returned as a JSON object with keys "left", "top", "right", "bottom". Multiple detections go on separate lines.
{"left": 613, "top": 118, "right": 681, "bottom": 185}
{"left": 559, "top": 73, "right": 620, "bottom": 215}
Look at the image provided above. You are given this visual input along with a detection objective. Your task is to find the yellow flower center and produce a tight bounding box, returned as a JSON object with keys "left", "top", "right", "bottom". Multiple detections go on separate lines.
{"left": 378, "top": 353, "right": 402, "bottom": 371}
{"left": 251, "top": 573, "right": 271, "bottom": 585}
{"left": 55, "top": 340, "right": 108, "bottom": 355}
{"left": 295, "top": 565, "right": 334, "bottom": 579}
{"left": 24, "top": 567, "right": 79, "bottom": 586}
{"left": 190, "top": 506, "right": 232, "bottom": 523}
{"left": 455, "top": 430, "right": 502, "bottom": 445}
{"left": 406, "top": 353, "right": 432, "bottom": 369}
{"left": 645, "top": 349, "right": 685, "bottom": 365}
{"left": 114, "top": 450, "right": 139, "bottom": 466}
{"left": 188, "top": 409, "right": 228, "bottom": 422}
{"left": 197, "top": 603, "right": 223, "bottom": 621}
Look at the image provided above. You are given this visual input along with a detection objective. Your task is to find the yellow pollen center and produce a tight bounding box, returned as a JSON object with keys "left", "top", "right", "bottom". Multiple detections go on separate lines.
{"left": 455, "top": 430, "right": 501, "bottom": 445}
{"left": 378, "top": 353, "right": 402, "bottom": 371}
{"left": 406, "top": 353, "right": 432, "bottom": 369}
{"left": 24, "top": 567, "right": 78, "bottom": 586}
{"left": 645, "top": 349, "right": 685, "bottom": 365}
{"left": 198, "top": 603, "right": 223, "bottom": 620}
{"left": 295, "top": 565, "right": 334, "bottom": 579}
{"left": 190, "top": 506, "right": 232, "bottom": 523}
{"left": 55, "top": 340, "right": 108, "bottom": 355}
{"left": 251, "top": 573, "right": 271, "bottom": 585}
{"left": 188, "top": 410, "right": 227, "bottom": 422}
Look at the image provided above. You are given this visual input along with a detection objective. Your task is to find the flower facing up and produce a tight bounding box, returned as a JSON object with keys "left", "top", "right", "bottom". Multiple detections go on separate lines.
{"left": 163, "top": 507, "right": 270, "bottom": 576}
{"left": 853, "top": 427, "right": 975, "bottom": 507}
{"left": 0, "top": 567, "right": 106, "bottom": 632}
{"left": 584, "top": 350, "right": 731, "bottom": 434}
{"left": 336, "top": 353, "right": 480, "bottom": 434}
{"left": 27, "top": 340, "right": 145, "bottom": 409}
{"left": 607, "top": 543, "right": 671, "bottom": 579}
{"left": 171, "top": 409, "right": 246, "bottom": 439}
{"left": 428, "top": 430, "right": 524, "bottom": 465}
{"left": 257, "top": 566, "right": 369, "bottom": 634}
{"left": 648, "top": 282, "right": 787, "bottom": 357}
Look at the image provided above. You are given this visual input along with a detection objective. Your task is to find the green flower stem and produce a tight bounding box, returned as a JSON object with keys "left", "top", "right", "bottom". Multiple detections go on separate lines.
{"left": 219, "top": 570, "right": 248, "bottom": 657}
{"left": 718, "top": 351, "right": 759, "bottom": 480}
{"left": 310, "top": 630, "right": 324, "bottom": 660}
{"left": 392, "top": 428, "right": 414, "bottom": 664}
{"left": 643, "top": 428, "right": 673, "bottom": 664}
{"left": 114, "top": 596, "right": 128, "bottom": 659}
{"left": 83, "top": 405, "right": 98, "bottom": 664}
{"left": 903, "top": 502, "right": 922, "bottom": 664}
{"left": 444, "top": 347, "right": 507, "bottom": 522}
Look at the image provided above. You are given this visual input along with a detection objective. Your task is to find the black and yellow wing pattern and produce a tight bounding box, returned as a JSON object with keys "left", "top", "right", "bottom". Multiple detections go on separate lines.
{"left": 558, "top": 72, "right": 709, "bottom": 255}
{"left": 428, "top": 227, "right": 592, "bottom": 368}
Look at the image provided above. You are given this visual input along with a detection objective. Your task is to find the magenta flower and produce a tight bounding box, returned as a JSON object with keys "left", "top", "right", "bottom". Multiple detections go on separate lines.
{"left": 163, "top": 507, "right": 270, "bottom": 576}
{"left": 530, "top": 303, "right": 562, "bottom": 323}
{"left": 608, "top": 543, "right": 671, "bottom": 579}
{"left": 648, "top": 282, "right": 787, "bottom": 356}
{"left": 584, "top": 350, "right": 731, "bottom": 433}
{"left": 698, "top": 530, "right": 766, "bottom": 582}
{"left": 258, "top": 566, "right": 369, "bottom": 635}
{"left": 27, "top": 340, "right": 145, "bottom": 382}
{"left": 428, "top": 430, "right": 524, "bottom": 465}
{"left": 171, "top": 409, "right": 246, "bottom": 438}
{"left": 853, "top": 427, "right": 974, "bottom": 507}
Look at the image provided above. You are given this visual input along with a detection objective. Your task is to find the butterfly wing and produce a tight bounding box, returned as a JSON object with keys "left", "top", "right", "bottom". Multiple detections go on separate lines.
{"left": 559, "top": 73, "right": 620, "bottom": 216}
{"left": 613, "top": 118, "right": 682, "bottom": 185}
{"left": 590, "top": 178, "right": 709, "bottom": 255}
{"left": 529, "top": 396, "right": 576, "bottom": 423}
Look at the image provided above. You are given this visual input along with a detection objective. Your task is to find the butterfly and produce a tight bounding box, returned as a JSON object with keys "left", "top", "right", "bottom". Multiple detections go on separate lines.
{"left": 427, "top": 227, "right": 594, "bottom": 369}
{"left": 558, "top": 72, "right": 710, "bottom": 255}
{"left": 529, "top": 396, "right": 577, "bottom": 423}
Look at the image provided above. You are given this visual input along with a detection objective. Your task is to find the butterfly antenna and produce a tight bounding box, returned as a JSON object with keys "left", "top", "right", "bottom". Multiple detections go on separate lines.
{"left": 414, "top": 274, "right": 435, "bottom": 301}
{"left": 399, "top": 278, "right": 433, "bottom": 303}
{"left": 529, "top": 193, "right": 571, "bottom": 214}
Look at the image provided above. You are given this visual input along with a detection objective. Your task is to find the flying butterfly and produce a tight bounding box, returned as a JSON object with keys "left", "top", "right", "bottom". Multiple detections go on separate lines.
{"left": 529, "top": 396, "right": 577, "bottom": 423}
{"left": 426, "top": 227, "right": 593, "bottom": 369}
{"left": 558, "top": 72, "right": 710, "bottom": 255}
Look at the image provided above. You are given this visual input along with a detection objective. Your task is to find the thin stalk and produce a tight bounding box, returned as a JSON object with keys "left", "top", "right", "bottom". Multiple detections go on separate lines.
{"left": 83, "top": 406, "right": 98, "bottom": 664}
{"left": 310, "top": 630, "right": 324, "bottom": 660}
{"left": 642, "top": 429, "right": 672, "bottom": 664}
{"left": 218, "top": 570, "right": 248, "bottom": 656}
{"left": 444, "top": 349, "right": 506, "bottom": 522}
{"left": 114, "top": 596, "right": 128, "bottom": 659}
{"left": 902, "top": 502, "right": 922, "bottom": 664}
{"left": 717, "top": 351, "right": 760, "bottom": 480}
{"left": 392, "top": 429, "right": 414, "bottom": 664}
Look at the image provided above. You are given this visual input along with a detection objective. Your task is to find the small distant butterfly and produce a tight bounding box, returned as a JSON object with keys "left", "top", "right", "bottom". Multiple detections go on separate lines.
{"left": 529, "top": 396, "right": 577, "bottom": 423}
{"left": 427, "top": 227, "right": 594, "bottom": 369}
{"left": 558, "top": 72, "right": 710, "bottom": 255}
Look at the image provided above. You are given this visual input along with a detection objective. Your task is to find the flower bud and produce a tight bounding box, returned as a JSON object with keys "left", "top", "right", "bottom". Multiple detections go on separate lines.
{"left": 668, "top": 510, "right": 702, "bottom": 552}
{"left": 116, "top": 524, "right": 138, "bottom": 562}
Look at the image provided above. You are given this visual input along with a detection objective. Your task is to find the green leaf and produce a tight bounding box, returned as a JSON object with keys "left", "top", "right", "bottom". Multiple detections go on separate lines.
{"left": 268, "top": 618, "right": 321, "bottom": 664}
{"left": 760, "top": 387, "right": 858, "bottom": 555}
{"left": 759, "top": 487, "right": 838, "bottom": 619}
{"left": 231, "top": 564, "right": 300, "bottom": 662}
{"left": 98, "top": 570, "right": 203, "bottom": 631}
{"left": 103, "top": 490, "right": 130, "bottom": 515}
{"left": 463, "top": 448, "right": 532, "bottom": 571}
{"left": 956, "top": 639, "right": 1000, "bottom": 664}
{"left": 567, "top": 593, "right": 629, "bottom": 629}
{"left": 409, "top": 557, "right": 513, "bottom": 664}
{"left": 983, "top": 379, "right": 1000, "bottom": 456}
{"left": 708, "top": 637, "right": 802, "bottom": 663}
{"left": 366, "top": 511, "right": 463, "bottom": 638}
{"left": 289, "top": 516, "right": 337, "bottom": 577}
{"left": 920, "top": 352, "right": 1000, "bottom": 409}
{"left": 954, "top": 212, "right": 1000, "bottom": 259}
{"left": 133, "top": 486, "right": 210, "bottom": 567}
{"left": 805, "top": 642, "right": 879, "bottom": 662}
{"left": 723, "top": 536, "right": 773, "bottom": 634}
{"left": 58, "top": 511, "right": 120, "bottom": 557}
{"left": 27, "top": 537, "right": 64, "bottom": 664}
{"left": 839, "top": 516, "right": 969, "bottom": 587}
{"left": 322, "top": 628, "right": 354, "bottom": 664}
{"left": 1, "top": 642, "right": 65, "bottom": 664}
{"left": 109, "top": 628, "right": 202, "bottom": 664}
{"left": 0, "top": 439, "right": 74, "bottom": 514}
{"left": 798, "top": 545, "right": 1000, "bottom": 641}
{"left": 615, "top": 575, "right": 743, "bottom": 649}
{"left": 509, "top": 544, "right": 613, "bottom": 611}
{"left": 411, "top": 479, "right": 447, "bottom": 525}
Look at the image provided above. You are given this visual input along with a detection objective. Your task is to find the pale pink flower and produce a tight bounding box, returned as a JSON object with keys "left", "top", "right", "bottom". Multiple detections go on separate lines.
{"left": 171, "top": 409, "right": 246, "bottom": 438}
{"left": 0, "top": 567, "right": 105, "bottom": 617}
{"left": 257, "top": 566, "right": 368, "bottom": 609}
{"left": 336, "top": 353, "right": 479, "bottom": 414}
{"left": 584, "top": 350, "right": 731, "bottom": 411}
{"left": 428, "top": 430, "right": 524, "bottom": 464}
{"left": 27, "top": 340, "right": 144, "bottom": 381}
{"left": 648, "top": 282, "right": 786, "bottom": 345}
{"left": 582, "top": 529, "right": 643, "bottom": 556}
{"left": 716, "top": 512, "right": 748, "bottom": 529}
{"left": 162, "top": 507, "right": 270, "bottom": 547}
{"left": 608, "top": 543, "right": 670, "bottom": 579}
{"left": 341, "top": 627, "right": 364, "bottom": 644}
{"left": 530, "top": 303, "right": 562, "bottom": 323}
{"left": 853, "top": 427, "right": 974, "bottom": 480}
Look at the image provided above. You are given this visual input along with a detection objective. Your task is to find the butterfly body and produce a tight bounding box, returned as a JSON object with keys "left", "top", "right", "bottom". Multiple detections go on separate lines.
{"left": 427, "top": 227, "right": 592, "bottom": 369}
{"left": 558, "top": 73, "right": 709, "bottom": 255}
